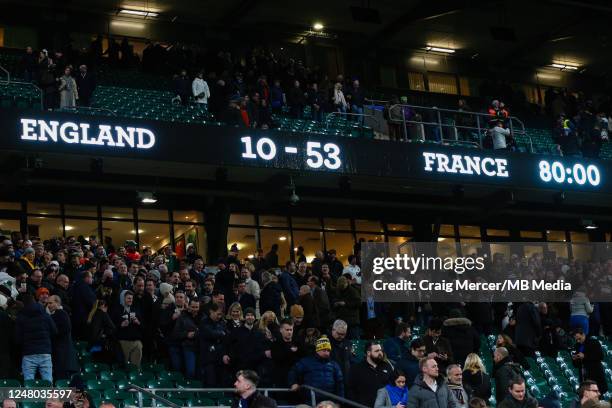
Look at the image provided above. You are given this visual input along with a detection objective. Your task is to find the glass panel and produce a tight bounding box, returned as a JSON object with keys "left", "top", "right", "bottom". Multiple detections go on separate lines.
{"left": 546, "top": 242, "right": 568, "bottom": 258}
{"left": 102, "top": 206, "right": 133, "bottom": 219}
{"left": 521, "top": 230, "right": 543, "bottom": 239}
{"left": 570, "top": 232, "right": 589, "bottom": 242}
{"left": 355, "top": 220, "right": 383, "bottom": 232}
{"left": 64, "top": 204, "right": 98, "bottom": 218}
{"left": 138, "top": 209, "right": 169, "bottom": 221}
{"left": 524, "top": 245, "right": 544, "bottom": 258}
{"left": 388, "top": 236, "right": 411, "bottom": 247}
{"left": 0, "top": 219, "right": 21, "bottom": 235}
{"left": 547, "top": 230, "right": 566, "bottom": 242}
{"left": 380, "top": 66, "right": 397, "bottom": 88}
{"left": 229, "top": 213, "right": 256, "bottom": 226}
{"left": 291, "top": 217, "right": 322, "bottom": 229}
{"left": 489, "top": 243, "right": 511, "bottom": 260}
{"left": 65, "top": 219, "right": 99, "bottom": 239}
{"left": 459, "top": 77, "right": 470, "bottom": 96}
{"left": 0, "top": 202, "right": 21, "bottom": 210}
{"left": 459, "top": 225, "right": 481, "bottom": 238}
{"left": 260, "top": 229, "right": 291, "bottom": 267}
{"left": 292, "top": 230, "right": 323, "bottom": 263}
{"left": 437, "top": 239, "right": 458, "bottom": 258}
{"left": 387, "top": 224, "right": 412, "bottom": 232}
{"left": 355, "top": 233, "right": 384, "bottom": 244}
{"left": 324, "top": 218, "right": 351, "bottom": 230}
{"left": 173, "top": 210, "right": 203, "bottom": 223}
{"left": 408, "top": 72, "right": 425, "bottom": 91}
{"left": 174, "top": 224, "right": 206, "bottom": 261}
{"left": 227, "top": 227, "right": 257, "bottom": 259}
{"left": 571, "top": 244, "right": 592, "bottom": 261}
{"left": 427, "top": 72, "right": 458, "bottom": 95}
{"left": 27, "top": 216, "right": 62, "bottom": 238}
{"left": 324, "top": 231, "right": 354, "bottom": 264}
{"left": 102, "top": 220, "right": 136, "bottom": 248}
{"left": 438, "top": 224, "right": 455, "bottom": 236}
{"left": 460, "top": 238, "right": 482, "bottom": 256}
{"left": 140, "top": 223, "right": 171, "bottom": 253}
{"left": 28, "top": 202, "right": 60, "bottom": 215}
{"left": 258, "top": 215, "right": 288, "bottom": 228}
{"left": 487, "top": 229, "right": 510, "bottom": 237}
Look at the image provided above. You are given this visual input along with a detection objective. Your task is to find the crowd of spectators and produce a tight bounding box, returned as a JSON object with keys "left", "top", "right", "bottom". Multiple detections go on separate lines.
{"left": 0, "top": 233, "right": 610, "bottom": 407}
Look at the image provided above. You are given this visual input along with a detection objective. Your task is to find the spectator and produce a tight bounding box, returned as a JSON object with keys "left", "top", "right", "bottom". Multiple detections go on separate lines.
{"left": 375, "top": 370, "right": 409, "bottom": 408}
{"left": 298, "top": 285, "right": 320, "bottom": 330}
{"left": 329, "top": 319, "right": 352, "bottom": 386}
{"left": 442, "top": 310, "right": 480, "bottom": 369}
{"left": 342, "top": 255, "right": 361, "bottom": 285}
{"left": 497, "top": 377, "right": 538, "bottom": 408}
{"left": 113, "top": 290, "right": 144, "bottom": 368}
{"left": 307, "top": 82, "right": 326, "bottom": 122}
{"left": 490, "top": 120, "right": 511, "bottom": 150}
{"left": 224, "top": 307, "right": 270, "bottom": 377}
{"left": 573, "top": 381, "right": 602, "bottom": 408}
{"left": 15, "top": 295, "right": 57, "bottom": 383}
{"left": 346, "top": 80, "right": 365, "bottom": 124}
{"left": 493, "top": 347, "right": 523, "bottom": 403}
{"left": 259, "top": 271, "right": 283, "bottom": 318}
{"left": 75, "top": 65, "right": 96, "bottom": 107}
{"left": 234, "top": 280, "right": 256, "bottom": 312}
{"left": 270, "top": 80, "right": 284, "bottom": 115}
{"left": 46, "top": 295, "right": 78, "bottom": 380}
{"left": 233, "top": 369, "right": 278, "bottom": 408}
{"left": 265, "top": 244, "right": 279, "bottom": 269}
{"left": 192, "top": 70, "right": 211, "bottom": 107}
{"left": 462, "top": 353, "right": 491, "bottom": 401}
{"left": 406, "top": 357, "right": 459, "bottom": 408}
{"left": 171, "top": 299, "right": 201, "bottom": 378}
{"left": 396, "top": 338, "right": 427, "bottom": 387}
{"left": 422, "top": 318, "right": 453, "bottom": 372}
{"left": 59, "top": 66, "right": 78, "bottom": 109}
{"left": 332, "top": 82, "right": 348, "bottom": 114}
{"left": 199, "top": 302, "right": 226, "bottom": 386}
{"left": 174, "top": 69, "right": 192, "bottom": 105}
{"left": 71, "top": 271, "right": 96, "bottom": 340}
{"left": 447, "top": 364, "right": 471, "bottom": 408}
{"left": 86, "top": 299, "right": 115, "bottom": 364}
{"left": 289, "top": 335, "right": 344, "bottom": 397}
{"left": 496, "top": 334, "right": 529, "bottom": 369}
{"left": 21, "top": 46, "right": 38, "bottom": 82}
{"left": 280, "top": 261, "right": 299, "bottom": 307}
{"left": 287, "top": 80, "right": 306, "bottom": 119}
{"left": 1, "top": 400, "right": 16, "bottom": 408}
{"left": 348, "top": 342, "right": 394, "bottom": 407}
{"left": 333, "top": 277, "right": 361, "bottom": 339}
{"left": 383, "top": 322, "right": 411, "bottom": 363}
{"left": 570, "top": 289, "right": 593, "bottom": 335}
{"left": 39, "top": 63, "right": 58, "bottom": 110}
{"left": 514, "top": 302, "right": 542, "bottom": 358}
{"left": 271, "top": 318, "right": 305, "bottom": 386}
{"left": 572, "top": 327, "right": 608, "bottom": 395}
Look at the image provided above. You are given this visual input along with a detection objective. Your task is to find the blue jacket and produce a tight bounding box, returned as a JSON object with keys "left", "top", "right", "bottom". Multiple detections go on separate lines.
{"left": 288, "top": 355, "right": 344, "bottom": 397}
{"left": 279, "top": 271, "right": 299, "bottom": 306}
{"left": 15, "top": 303, "right": 58, "bottom": 356}
{"left": 383, "top": 336, "right": 410, "bottom": 363}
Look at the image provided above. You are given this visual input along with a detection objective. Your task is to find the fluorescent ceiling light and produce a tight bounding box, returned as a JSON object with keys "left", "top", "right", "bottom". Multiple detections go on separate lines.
{"left": 425, "top": 46, "right": 455, "bottom": 54}
{"left": 119, "top": 9, "right": 158, "bottom": 17}
{"left": 585, "top": 225, "right": 598, "bottom": 230}
{"left": 110, "top": 20, "right": 145, "bottom": 29}
{"left": 138, "top": 191, "right": 157, "bottom": 203}
{"left": 551, "top": 63, "right": 579, "bottom": 71}
{"left": 313, "top": 22, "right": 324, "bottom": 30}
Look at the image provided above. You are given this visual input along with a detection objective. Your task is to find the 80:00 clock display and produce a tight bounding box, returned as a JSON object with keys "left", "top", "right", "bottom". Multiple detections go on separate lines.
{"left": 538, "top": 160, "right": 601, "bottom": 187}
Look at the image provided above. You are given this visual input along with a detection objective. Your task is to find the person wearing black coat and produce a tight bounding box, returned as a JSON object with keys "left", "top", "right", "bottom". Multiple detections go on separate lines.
{"left": 572, "top": 328, "right": 608, "bottom": 395}
{"left": 224, "top": 313, "right": 269, "bottom": 376}
{"left": 171, "top": 299, "right": 201, "bottom": 379}
{"left": 174, "top": 69, "right": 191, "bottom": 105}
{"left": 14, "top": 296, "right": 58, "bottom": 382}
{"left": 259, "top": 272, "right": 282, "bottom": 318}
{"left": 442, "top": 313, "right": 480, "bottom": 367}
{"left": 329, "top": 320, "right": 353, "bottom": 388}
{"left": 348, "top": 342, "right": 393, "bottom": 407}
{"left": 287, "top": 80, "right": 306, "bottom": 119}
{"left": 87, "top": 299, "right": 116, "bottom": 364}
{"left": 75, "top": 65, "right": 96, "bottom": 107}
{"left": 70, "top": 272, "right": 96, "bottom": 340}
{"left": 232, "top": 370, "right": 278, "bottom": 408}
{"left": 270, "top": 318, "right": 305, "bottom": 386}
{"left": 298, "top": 288, "right": 320, "bottom": 330}
{"left": 0, "top": 301, "right": 16, "bottom": 379}
{"left": 514, "top": 302, "right": 542, "bottom": 358}
{"left": 199, "top": 302, "right": 227, "bottom": 386}
{"left": 47, "top": 295, "right": 79, "bottom": 380}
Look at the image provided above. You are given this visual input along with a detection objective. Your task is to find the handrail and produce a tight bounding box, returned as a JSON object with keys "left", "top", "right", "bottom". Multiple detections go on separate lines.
{"left": 127, "top": 383, "right": 182, "bottom": 408}
{"left": 387, "top": 103, "right": 533, "bottom": 152}
{"left": 365, "top": 98, "right": 389, "bottom": 105}
{"left": 325, "top": 111, "right": 380, "bottom": 128}
{"left": 1, "top": 79, "right": 44, "bottom": 111}
{"left": 0, "top": 64, "right": 9, "bottom": 84}
{"left": 57, "top": 106, "right": 117, "bottom": 116}
{"left": 301, "top": 385, "right": 369, "bottom": 408}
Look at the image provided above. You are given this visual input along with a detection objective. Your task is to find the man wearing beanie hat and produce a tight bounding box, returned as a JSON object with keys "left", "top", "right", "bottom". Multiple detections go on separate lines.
{"left": 290, "top": 304, "right": 305, "bottom": 332}
{"left": 288, "top": 335, "right": 344, "bottom": 398}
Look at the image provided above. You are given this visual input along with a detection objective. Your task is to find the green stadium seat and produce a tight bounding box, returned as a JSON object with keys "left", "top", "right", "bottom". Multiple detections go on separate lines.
{"left": 0, "top": 379, "right": 21, "bottom": 387}
{"left": 84, "top": 362, "right": 110, "bottom": 373}
{"left": 146, "top": 379, "right": 174, "bottom": 389}
{"left": 21, "top": 402, "right": 45, "bottom": 408}
{"left": 186, "top": 398, "right": 215, "bottom": 407}
{"left": 100, "top": 371, "right": 128, "bottom": 382}
{"left": 86, "top": 379, "right": 115, "bottom": 390}
{"left": 24, "top": 379, "right": 52, "bottom": 387}
{"left": 157, "top": 371, "right": 183, "bottom": 382}
{"left": 176, "top": 379, "right": 203, "bottom": 388}
{"left": 217, "top": 397, "right": 234, "bottom": 406}
{"left": 104, "top": 389, "right": 133, "bottom": 400}
{"left": 115, "top": 379, "right": 130, "bottom": 390}
{"left": 142, "top": 363, "right": 165, "bottom": 373}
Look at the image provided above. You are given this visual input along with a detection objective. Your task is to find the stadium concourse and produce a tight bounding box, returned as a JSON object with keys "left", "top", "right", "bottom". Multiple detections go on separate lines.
{"left": 2, "top": 1, "right": 612, "bottom": 407}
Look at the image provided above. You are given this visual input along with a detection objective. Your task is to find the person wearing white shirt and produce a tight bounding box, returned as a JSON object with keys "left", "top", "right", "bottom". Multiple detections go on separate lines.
{"left": 343, "top": 254, "right": 361, "bottom": 284}
{"left": 491, "top": 120, "right": 510, "bottom": 150}
{"left": 192, "top": 70, "right": 211, "bottom": 105}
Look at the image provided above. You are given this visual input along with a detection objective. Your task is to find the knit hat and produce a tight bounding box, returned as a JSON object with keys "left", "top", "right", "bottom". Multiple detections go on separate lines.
{"left": 290, "top": 304, "right": 304, "bottom": 318}
{"left": 148, "top": 270, "right": 161, "bottom": 281}
{"left": 315, "top": 335, "right": 332, "bottom": 352}
{"left": 35, "top": 287, "right": 50, "bottom": 299}
{"left": 159, "top": 282, "right": 173, "bottom": 297}
{"left": 23, "top": 247, "right": 35, "bottom": 255}
{"left": 244, "top": 307, "right": 256, "bottom": 317}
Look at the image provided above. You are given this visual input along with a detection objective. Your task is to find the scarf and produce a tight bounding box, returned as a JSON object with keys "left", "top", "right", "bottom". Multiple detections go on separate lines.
{"left": 385, "top": 384, "right": 408, "bottom": 406}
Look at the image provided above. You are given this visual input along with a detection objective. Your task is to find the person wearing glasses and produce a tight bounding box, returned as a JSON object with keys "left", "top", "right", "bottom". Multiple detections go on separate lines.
{"left": 570, "top": 381, "right": 602, "bottom": 408}
{"left": 396, "top": 338, "right": 427, "bottom": 387}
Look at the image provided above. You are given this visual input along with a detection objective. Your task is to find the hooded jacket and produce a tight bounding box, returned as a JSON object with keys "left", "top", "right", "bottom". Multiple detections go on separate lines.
{"left": 407, "top": 374, "right": 460, "bottom": 408}
{"left": 442, "top": 317, "right": 480, "bottom": 366}
{"left": 15, "top": 302, "right": 58, "bottom": 355}
{"left": 288, "top": 354, "right": 344, "bottom": 397}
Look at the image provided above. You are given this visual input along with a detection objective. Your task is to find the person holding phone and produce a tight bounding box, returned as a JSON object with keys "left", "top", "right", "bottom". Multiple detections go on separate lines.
{"left": 113, "top": 290, "right": 144, "bottom": 368}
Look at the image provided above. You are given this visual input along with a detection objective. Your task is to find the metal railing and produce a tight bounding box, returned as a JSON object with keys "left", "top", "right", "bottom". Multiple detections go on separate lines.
{"left": 364, "top": 98, "right": 390, "bottom": 105}
{"left": 325, "top": 111, "right": 380, "bottom": 134}
{"left": 0, "top": 63, "right": 43, "bottom": 110}
{"left": 127, "top": 385, "right": 368, "bottom": 408}
{"left": 0, "top": 64, "right": 9, "bottom": 84}
{"left": 387, "top": 103, "right": 533, "bottom": 152}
